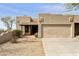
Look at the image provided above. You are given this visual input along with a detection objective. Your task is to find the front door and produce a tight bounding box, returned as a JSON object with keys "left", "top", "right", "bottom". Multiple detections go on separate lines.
{"left": 25, "top": 25, "right": 30, "bottom": 35}
{"left": 25, "top": 25, "right": 38, "bottom": 35}
{"left": 31, "top": 25, "right": 38, "bottom": 35}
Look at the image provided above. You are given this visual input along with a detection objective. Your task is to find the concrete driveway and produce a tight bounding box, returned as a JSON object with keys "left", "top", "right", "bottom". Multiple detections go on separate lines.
{"left": 42, "top": 38, "right": 79, "bottom": 56}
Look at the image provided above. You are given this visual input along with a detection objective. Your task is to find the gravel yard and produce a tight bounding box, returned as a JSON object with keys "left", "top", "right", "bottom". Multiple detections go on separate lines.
{"left": 0, "top": 36, "right": 45, "bottom": 56}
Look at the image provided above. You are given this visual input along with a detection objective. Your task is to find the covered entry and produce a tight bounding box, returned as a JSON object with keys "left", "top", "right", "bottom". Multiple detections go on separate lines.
{"left": 25, "top": 25, "right": 38, "bottom": 35}
{"left": 42, "top": 24, "right": 71, "bottom": 38}
{"left": 21, "top": 25, "right": 38, "bottom": 35}
{"left": 75, "top": 23, "right": 79, "bottom": 36}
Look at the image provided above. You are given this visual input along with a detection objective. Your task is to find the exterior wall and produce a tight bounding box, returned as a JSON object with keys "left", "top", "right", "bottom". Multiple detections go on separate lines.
{"left": 39, "top": 14, "right": 75, "bottom": 38}
{"left": 39, "top": 14, "right": 73, "bottom": 24}
{"left": 42, "top": 24, "right": 71, "bottom": 38}
{"left": 16, "top": 16, "right": 32, "bottom": 30}
{"left": 38, "top": 23, "right": 42, "bottom": 38}
{"left": 74, "top": 15, "right": 79, "bottom": 23}
{"left": 71, "top": 23, "right": 75, "bottom": 37}
{"left": 22, "top": 26, "right": 25, "bottom": 35}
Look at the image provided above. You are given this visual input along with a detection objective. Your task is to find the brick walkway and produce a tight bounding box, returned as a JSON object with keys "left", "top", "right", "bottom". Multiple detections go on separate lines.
{"left": 0, "top": 36, "right": 45, "bottom": 56}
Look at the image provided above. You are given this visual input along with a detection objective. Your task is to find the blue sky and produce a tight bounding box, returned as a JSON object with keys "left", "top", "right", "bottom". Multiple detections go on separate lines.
{"left": 0, "top": 3, "right": 65, "bottom": 17}
{"left": 0, "top": 3, "right": 79, "bottom": 29}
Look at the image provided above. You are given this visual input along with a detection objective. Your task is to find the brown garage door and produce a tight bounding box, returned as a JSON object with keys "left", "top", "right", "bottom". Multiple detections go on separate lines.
{"left": 42, "top": 24, "right": 71, "bottom": 38}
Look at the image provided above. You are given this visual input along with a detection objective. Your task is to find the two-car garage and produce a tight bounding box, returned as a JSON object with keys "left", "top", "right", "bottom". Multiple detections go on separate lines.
{"left": 42, "top": 24, "right": 71, "bottom": 38}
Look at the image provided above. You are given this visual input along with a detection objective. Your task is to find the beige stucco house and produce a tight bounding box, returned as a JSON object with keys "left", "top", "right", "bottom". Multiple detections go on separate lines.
{"left": 16, "top": 13, "right": 79, "bottom": 38}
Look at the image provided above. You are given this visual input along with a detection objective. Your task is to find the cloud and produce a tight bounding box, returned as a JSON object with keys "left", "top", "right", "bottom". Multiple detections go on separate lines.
{"left": 38, "top": 4, "right": 79, "bottom": 15}
{"left": 38, "top": 4, "right": 65, "bottom": 12}
{"left": 64, "top": 10, "right": 79, "bottom": 15}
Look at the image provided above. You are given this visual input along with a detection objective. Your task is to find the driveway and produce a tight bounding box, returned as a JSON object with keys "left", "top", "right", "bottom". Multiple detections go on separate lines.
{"left": 42, "top": 38, "right": 79, "bottom": 56}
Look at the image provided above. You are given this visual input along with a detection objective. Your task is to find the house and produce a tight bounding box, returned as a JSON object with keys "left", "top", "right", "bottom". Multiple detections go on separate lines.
{"left": 16, "top": 13, "right": 79, "bottom": 38}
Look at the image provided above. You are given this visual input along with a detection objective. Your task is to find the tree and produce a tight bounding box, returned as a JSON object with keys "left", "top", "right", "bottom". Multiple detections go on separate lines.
{"left": 1, "top": 16, "right": 15, "bottom": 30}
{"left": 64, "top": 3, "right": 79, "bottom": 11}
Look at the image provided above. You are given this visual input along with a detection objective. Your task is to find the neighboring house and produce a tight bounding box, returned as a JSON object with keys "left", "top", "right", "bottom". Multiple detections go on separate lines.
{"left": 16, "top": 13, "right": 79, "bottom": 38}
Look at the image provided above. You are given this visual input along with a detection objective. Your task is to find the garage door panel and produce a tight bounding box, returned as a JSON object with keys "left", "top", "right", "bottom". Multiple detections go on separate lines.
{"left": 43, "top": 25, "right": 71, "bottom": 38}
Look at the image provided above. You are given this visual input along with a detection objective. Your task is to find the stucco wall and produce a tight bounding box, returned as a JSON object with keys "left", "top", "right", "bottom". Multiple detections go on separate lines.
{"left": 39, "top": 14, "right": 73, "bottom": 24}
{"left": 74, "top": 15, "right": 79, "bottom": 23}
{"left": 16, "top": 16, "right": 32, "bottom": 30}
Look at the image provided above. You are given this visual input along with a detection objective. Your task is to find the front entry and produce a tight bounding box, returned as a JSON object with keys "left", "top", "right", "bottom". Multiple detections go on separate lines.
{"left": 31, "top": 25, "right": 38, "bottom": 35}
{"left": 25, "top": 25, "right": 30, "bottom": 35}
{"left": 24, "top": 25, "right": 38, "bottom": 35}
{"left": 75, "top": 23, "right": 79, "bottom": 36}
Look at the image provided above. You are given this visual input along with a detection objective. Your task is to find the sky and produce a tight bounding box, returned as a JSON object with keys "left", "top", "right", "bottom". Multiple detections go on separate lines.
{"left": 0, "top": 3, "right": 79, "bottom": 29}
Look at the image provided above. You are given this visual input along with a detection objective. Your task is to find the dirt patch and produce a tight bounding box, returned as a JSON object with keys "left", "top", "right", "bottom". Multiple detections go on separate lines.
{"left": 0, "top": 37, "right": 45, "bottom": 56}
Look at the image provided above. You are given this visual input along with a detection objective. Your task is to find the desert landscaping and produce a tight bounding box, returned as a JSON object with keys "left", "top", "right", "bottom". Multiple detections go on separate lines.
{"left": 0, "top": 35, "right": 45, "bottom": 56}
{"left": 0, "top": 3, "right": 79, "bottom": 56}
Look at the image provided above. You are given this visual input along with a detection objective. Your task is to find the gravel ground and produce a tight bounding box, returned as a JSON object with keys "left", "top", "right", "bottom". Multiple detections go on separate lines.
{"left": 0, "top": 36, "right": 45, "bottom": 56}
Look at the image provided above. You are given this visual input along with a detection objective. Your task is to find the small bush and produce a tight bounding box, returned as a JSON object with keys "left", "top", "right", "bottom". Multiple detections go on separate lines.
{"left": 34, "top": 33, "right": 38, "bottom": 38}
{"left": 0, "top": 29, "right": 4, "bottom": 34}
{"left": 13, "top": 30, "right": 22, "bottom": 38}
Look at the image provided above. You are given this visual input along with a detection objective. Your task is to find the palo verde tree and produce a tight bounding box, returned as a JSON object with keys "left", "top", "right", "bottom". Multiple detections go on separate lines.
{"left": 64, "top": 3, "right": 79, "bottom": 11}
{"left": 1, "top": 16, "right": 15, "bottom": 30}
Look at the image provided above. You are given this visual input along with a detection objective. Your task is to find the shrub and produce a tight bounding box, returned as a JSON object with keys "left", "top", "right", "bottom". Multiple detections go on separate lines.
{"left": 34, "top": 33, "right": 38, "bottom": 38}
{"left": 0, "top": 29, "right": 4, "bottom": 34}
{"left": 13, "top": 30, "right": 22, "bottom": 38}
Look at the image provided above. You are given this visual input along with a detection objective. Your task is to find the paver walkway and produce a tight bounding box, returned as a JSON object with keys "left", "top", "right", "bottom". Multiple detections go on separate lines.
{"left": 0, "top": 36, "right": 44, "bottom": 56}
{"left": 42, "top": 38, "right": 79, "bottom": 56}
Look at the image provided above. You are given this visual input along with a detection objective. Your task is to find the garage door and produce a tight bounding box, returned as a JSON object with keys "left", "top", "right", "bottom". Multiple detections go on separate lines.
{"left": 42, "top": 24, "right": 71, "bottom": 38}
